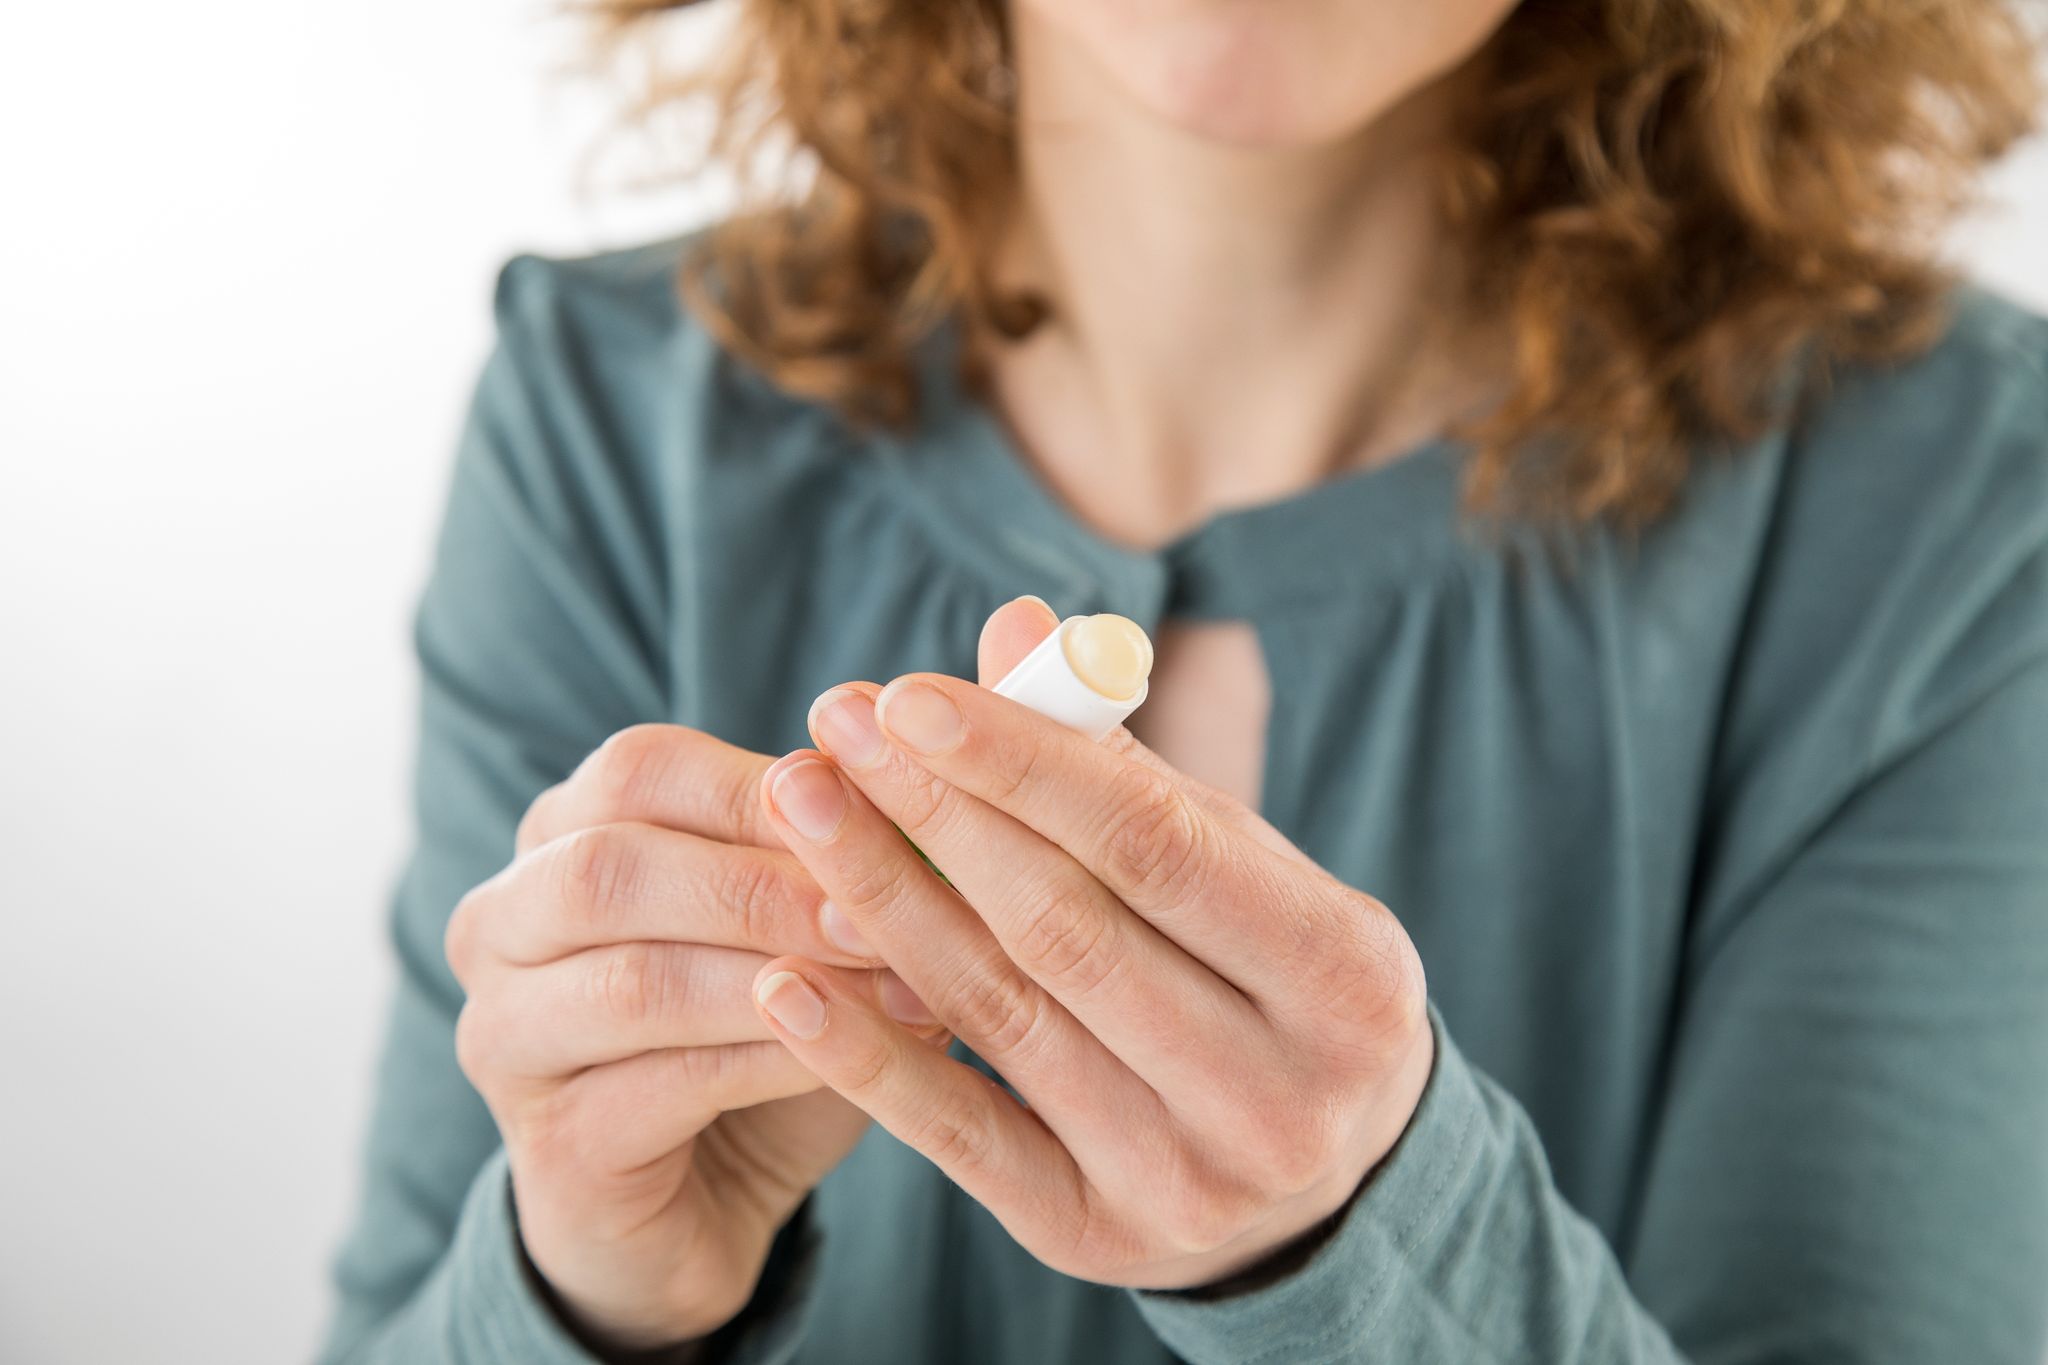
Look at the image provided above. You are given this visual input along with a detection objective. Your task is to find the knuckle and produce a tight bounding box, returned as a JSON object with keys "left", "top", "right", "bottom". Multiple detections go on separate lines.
{"left": 443, "top": 886, "right": 486, "bottom": 980}
{"left": 1010, "top": 877, "right": 1118, "bottom": 999}
{"left": 1098, "top": 770, "right": 1207, "bottom": 903}
{"left": 979, "top": 732, "right": 1049, "bottom": 809}
{"left": 944, "top": 963, "right": 1046, "bottom": 1062}
{"left": 727, "top": 783, "right": 770, "bottom": 845}
{"left": 1244, "top": 1100, "right": 1340, "bottom": 1196}
{"left": 1157, "top": 1163, "right": 1258, "bottom": 1257}
{"left": 513, "top": 784, "right": 563, "bottom": 854}
{"left": 833, "top": 1033, "right": 895, "bottom": 1100}
{"left": 671, "top": 1041, "right": 740, "bottom": 1094}
{"left": 1372, "top": 908, "right": 1431, "bottom": 1036}
{"left": 584, "top": 724, "right": 677, "bottom": 817}
{"left": 834, "top": 843, "right": 916, "bottom": 920}
{"left": 552, "top": 825, "right": 641, "bottom": 934}
{"left": 593, "top": 942, "right": 674, "bottom": 1027}
{"left": 453, "top": 1001, "right": 497, "bottom": 1088}
{"left": 890, "top": 759, "right": 957, "bottom": 837}
{"left": 587, "top": 723, "right": 765, "bottom": 844}
{"left": 1045, "top": 1195, "right": 1130, "bottom": 1281}
{"left": 901, "top": 1092, "right": 995, "bottom": 1176}
{"left": 1316, "top": 898, "right": 1428, "bottom": 1056}
{"left": 702, "top": 747, "right": 767, "bottom": 844}
{"left": 716, "top": 849, "right": 794, "bottom": 949}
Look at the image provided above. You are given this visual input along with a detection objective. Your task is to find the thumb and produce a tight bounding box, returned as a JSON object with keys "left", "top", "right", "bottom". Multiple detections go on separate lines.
{"left": 973, "top": 595, "right": 1308, "bottom": 867}
{"left": 977, "top": 595, "right": 1060, "bottom": 686}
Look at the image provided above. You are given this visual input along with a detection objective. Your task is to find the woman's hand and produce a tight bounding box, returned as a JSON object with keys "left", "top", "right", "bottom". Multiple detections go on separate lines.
{"left": 749, "top": 599, "right": 1435, "bottom": 1291}
{"left": 443, "top": 724, "right": 944, "bottom": 1350}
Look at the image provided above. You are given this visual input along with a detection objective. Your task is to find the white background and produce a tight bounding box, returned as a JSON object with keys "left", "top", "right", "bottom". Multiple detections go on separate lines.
{"left": 0, "top": 4, "right": 2043, "bottom": 1362}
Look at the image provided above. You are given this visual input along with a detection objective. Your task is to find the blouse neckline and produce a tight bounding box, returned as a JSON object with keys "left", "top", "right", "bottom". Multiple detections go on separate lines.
{"left": 868, "top": 320, "right": 1479, "bottom": 626}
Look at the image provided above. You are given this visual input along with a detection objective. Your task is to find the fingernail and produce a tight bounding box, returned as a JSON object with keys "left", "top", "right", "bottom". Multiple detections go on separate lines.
{"left": 770, "top": 758, "right": 847, "bottom": 841}
{"left": 877, "top": 681, "right": 965, "bottom": 755}
{"left": 809, "top": 688, "right": 885, "bottom": 768}
{"left": 1016, "top": 593, "right": 1054, "bottom": 616}
{"left": 819, "top": 899, "right": 875, "bottom": 957}
{"left": 878, "top": 971, "right": 938, "bottom": 1026}
{"left": 757, "top": 971, "right": 827, "bottom": 1039}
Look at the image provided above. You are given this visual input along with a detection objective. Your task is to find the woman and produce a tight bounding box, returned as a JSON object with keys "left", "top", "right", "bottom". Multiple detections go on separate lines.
{"left": 322, "top": 1, "right": 2048, "bottom": 1361}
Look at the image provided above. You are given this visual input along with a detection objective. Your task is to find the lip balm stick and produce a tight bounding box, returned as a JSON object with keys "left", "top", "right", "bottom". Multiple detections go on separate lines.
{"left": 900, "top": 613, "right": 1155, "bottom": 885}
{"left": 992, "top": 613, "right": 1154, "bottom": 741}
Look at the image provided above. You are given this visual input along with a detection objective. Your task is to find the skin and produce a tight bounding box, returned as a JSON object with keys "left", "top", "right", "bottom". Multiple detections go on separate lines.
{"left": 447, "top": 613, "right": 1081, "bottom": 1351}
{"left": 987, "top": 0, "right": 1516, "bottom": 547}
{"left": 762, "top": 597, "right": 1435, "bottom": 1294}
{"left": 985, "top": 0, "right": 1516, "bottom": 820}
{"left": 452, "top": 0, "right": 1516, "bottom": 1349}
{"left": 445, "top": 724, "right": 900, "bottom": 1348}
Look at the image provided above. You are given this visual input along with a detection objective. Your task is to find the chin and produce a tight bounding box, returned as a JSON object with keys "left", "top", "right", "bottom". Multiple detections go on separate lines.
{"left": 1127, "top": 23, "right": 1359, "bottom": 147}
{"left": 1023, "top": 0, "right": 1519, "bottom": 149}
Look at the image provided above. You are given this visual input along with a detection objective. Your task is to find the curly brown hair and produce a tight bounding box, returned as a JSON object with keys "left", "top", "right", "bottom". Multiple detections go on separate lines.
{"left": 595, "top": 0, "right": 2040, "bottom": 524}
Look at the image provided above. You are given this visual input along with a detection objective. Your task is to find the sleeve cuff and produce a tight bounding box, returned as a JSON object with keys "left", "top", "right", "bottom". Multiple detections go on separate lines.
{"left": 1130, "top": 1003, "right": 1491, "bottom": 1365}
{"left": 439, "top": 1147, "right": 611, "bottom": 1364}
{"left": 441, "top": 1148, "right": 824, "bottom": 1365}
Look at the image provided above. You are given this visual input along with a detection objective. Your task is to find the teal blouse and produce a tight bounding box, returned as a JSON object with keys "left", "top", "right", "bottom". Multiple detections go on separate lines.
{"left": 321, "top": 237, "right": 2048, "bottom": 1364}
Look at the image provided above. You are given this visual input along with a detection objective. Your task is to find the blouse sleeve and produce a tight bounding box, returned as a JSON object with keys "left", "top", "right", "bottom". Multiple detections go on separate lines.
{"left": 316, "top": 255, "right": 808, "bottom": 1364}
{"left": 1135, "top": 551, "right": 2048, "bottom": 1363}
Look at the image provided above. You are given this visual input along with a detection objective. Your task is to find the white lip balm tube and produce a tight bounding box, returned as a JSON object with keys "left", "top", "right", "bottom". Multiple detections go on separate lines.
{"left": 992, "top": 613, "right": 1154, "bottom": 741}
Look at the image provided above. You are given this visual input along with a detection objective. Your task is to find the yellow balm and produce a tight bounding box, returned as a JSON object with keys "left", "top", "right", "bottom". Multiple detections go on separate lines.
{"left": 1060, "top": 613, "right": 1155, "bottom": 702}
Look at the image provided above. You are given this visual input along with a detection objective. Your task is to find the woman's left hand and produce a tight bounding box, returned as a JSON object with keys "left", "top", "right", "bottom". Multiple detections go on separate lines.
{"left": 749, "top": 600, "right": 1435, "bottom": 1291}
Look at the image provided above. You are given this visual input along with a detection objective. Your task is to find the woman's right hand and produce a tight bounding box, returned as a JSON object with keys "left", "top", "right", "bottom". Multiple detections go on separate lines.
{"left": 444, "top": 722, "right": 943, "bottom": 1352}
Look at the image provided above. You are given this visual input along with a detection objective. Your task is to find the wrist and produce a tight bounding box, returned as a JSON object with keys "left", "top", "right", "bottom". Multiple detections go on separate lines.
{"left": 524, "top": 1249, "right": 740, "bottom": 1363}
{"left": 1159, "top": 1172, "right": 1371, "bottom": 1302}
{"left": 515, "top": 1207, "right": 775, "bottom": 1360}
{"left": 527, "top": 1191, "right": 822, "bottom": 1365}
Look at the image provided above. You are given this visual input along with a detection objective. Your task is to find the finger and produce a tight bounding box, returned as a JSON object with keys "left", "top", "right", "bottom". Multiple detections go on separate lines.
{"left": 756, "top": 748, "right": 1134, "bottom": 1131}
{"left": 977, "top": 595, "right": 1059, "bottom": 686}
{"left": 871, "top": 672, "right": 1358, "bottom": 999}
{"left": 976, "top": 601, "right": 1310, "bottom": 868}
{"left": 751, "top": 958, "right": 1086, "bottom": 1256}
{"left": 809, "top": 682, "right": 1259, "bottom": 1091}
{"left": 467, "top": 939, "right": 938, "bottom": 1082}
{"left": 465, "top": 942, "right": 792, "bottom": 1080}
{"left": 519, "top": 724, "right": 782, "bottom": 855}
{"left": 1107, "top": 726, "right": 1318, "bottom": 870}
{"left": 525, "top": 1041, "right": 830, "bottom": 1177}
{"left": 454, "top": 821, "right": 869, "bottom": 973}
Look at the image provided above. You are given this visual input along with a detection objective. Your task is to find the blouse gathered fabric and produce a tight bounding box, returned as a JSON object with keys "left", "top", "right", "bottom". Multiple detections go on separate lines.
{"left": 320, "top": 236, "right": 2048, "bottom": 1365}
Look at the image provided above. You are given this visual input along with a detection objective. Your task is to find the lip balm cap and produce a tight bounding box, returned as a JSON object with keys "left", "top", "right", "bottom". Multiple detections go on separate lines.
{"left": 991, "top": 614, "right": 1153, "bottom": 741}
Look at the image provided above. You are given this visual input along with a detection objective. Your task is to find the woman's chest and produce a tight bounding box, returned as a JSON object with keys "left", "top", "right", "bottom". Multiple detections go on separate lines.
{"left": 1122, "top": 618, "right": 1272, "bottom": 812}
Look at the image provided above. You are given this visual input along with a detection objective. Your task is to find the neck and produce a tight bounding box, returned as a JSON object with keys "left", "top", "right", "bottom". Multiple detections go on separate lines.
{"left": 981, "top": 11, "right": 1489, "bottom": 547}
